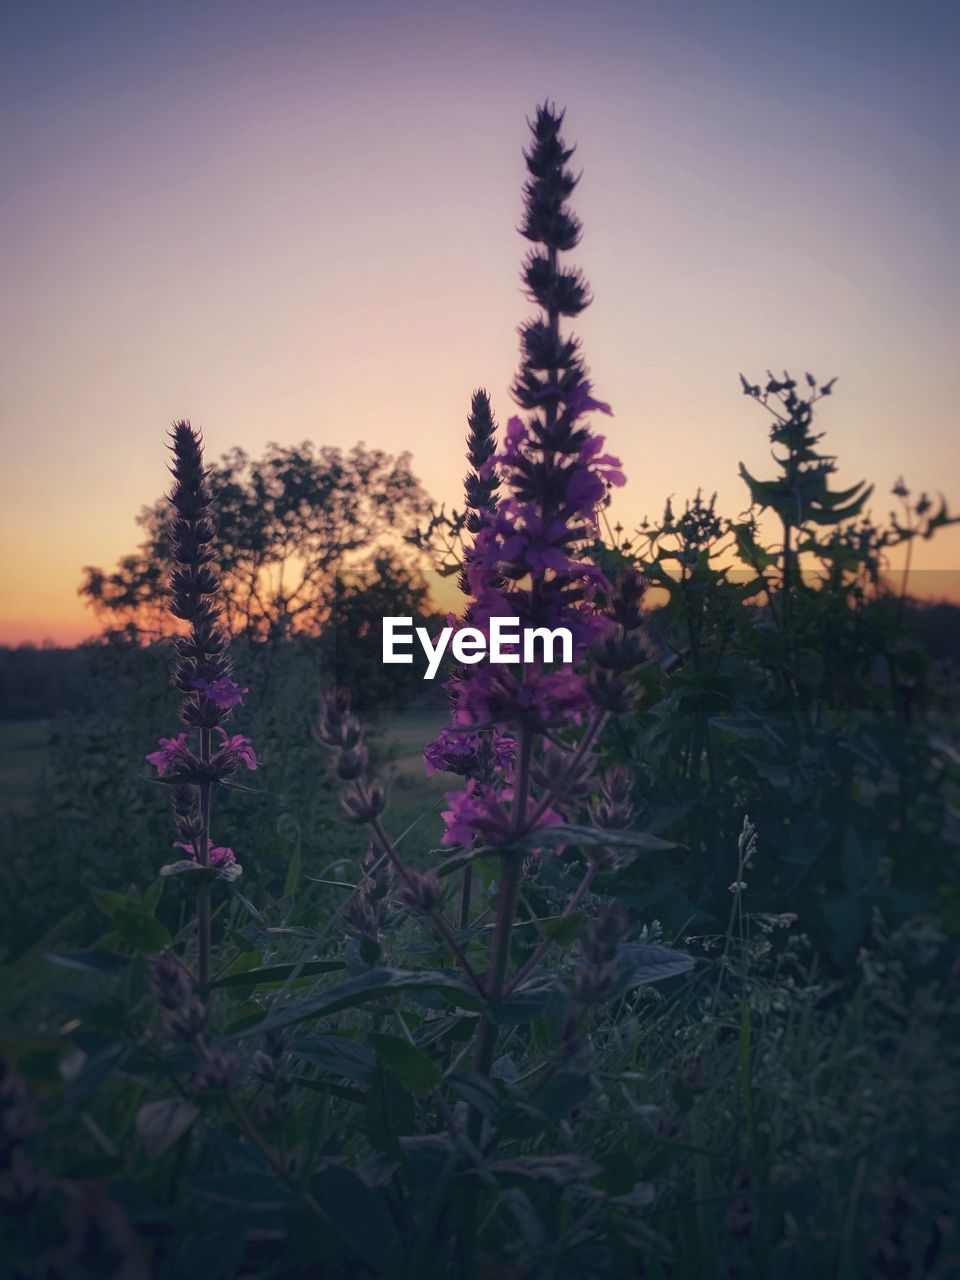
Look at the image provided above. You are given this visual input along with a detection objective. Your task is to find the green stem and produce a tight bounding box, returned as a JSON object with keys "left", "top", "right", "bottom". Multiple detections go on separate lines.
{"left": 470, "top": 726, "right": 532, "bottom": 1092}
{"left": 197, "top": 727, "right": 212, "bottom": 990}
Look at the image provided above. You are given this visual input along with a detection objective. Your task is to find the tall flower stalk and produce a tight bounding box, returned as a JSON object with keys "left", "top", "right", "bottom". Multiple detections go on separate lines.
{"left": 146, "top": 422, "right": 256, "bottom": 987}
{"left": 425, "top": 104, "right": 629, "bottom": 1090}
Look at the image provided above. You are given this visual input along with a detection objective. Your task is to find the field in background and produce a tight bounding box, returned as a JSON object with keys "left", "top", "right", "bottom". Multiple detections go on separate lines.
{"left": 0, "top": 720, "right": 50, "bottom": 816}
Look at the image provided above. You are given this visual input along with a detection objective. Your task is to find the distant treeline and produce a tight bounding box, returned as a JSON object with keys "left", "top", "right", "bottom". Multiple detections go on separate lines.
{"left": 0, "top": 645, "right": 98, "bottom": 719}
{"left": 3, "top": 596, "right": 959, "bottom": 721}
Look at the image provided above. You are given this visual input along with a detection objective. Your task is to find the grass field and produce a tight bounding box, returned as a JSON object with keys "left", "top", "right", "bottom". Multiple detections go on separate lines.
{"left": 0, "top": 720, "right": 50, "bottom": 816}
{"left": 375, "top": 703, "right": 451, "bottom": 852}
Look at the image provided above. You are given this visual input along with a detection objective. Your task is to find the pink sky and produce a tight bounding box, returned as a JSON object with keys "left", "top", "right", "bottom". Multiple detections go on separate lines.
{"left": 1, "top": 1, "right": 958, "bottom": 645}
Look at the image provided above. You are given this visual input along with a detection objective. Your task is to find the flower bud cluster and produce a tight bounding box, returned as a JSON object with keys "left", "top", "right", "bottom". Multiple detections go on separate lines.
{"left": 431, "top": 105, "right": 631, "bottom": 851}
{"left": 146, "top": 422, "right": 255, "bottom": 880}
{"left": 531, "top": 742, "right": 597, "bottom": 811}
{"left": 590, "top": 765, "right": 636, "bottom": 831}
{"left": 190, "top": 1046, "right": 241, "bottom": 1097}
{"left": 395, "top": 868, "right": 443, "bottom": 916}
{"left": 166, "top": 423, "right": 233, "bottom": 730}
{"left": 252, "top": 1029, "right": 292, "bottom": 1125}
{"left": 588, "top": 569, "right": 650, "bottom": 713}
{"left": 343, "top": 848, "right": 395, "bottom": 958}
{"left": 570, "top": 904, "right": 630, "bottom": 1007}
{"left": 148, "top": 950, "right": 207, "bottom": 1041}
{"left": 315, "top": 689, "right": 377, "bottom": 811}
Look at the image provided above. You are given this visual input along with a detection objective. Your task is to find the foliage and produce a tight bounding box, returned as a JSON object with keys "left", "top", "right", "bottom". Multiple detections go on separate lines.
{"left": 80, "top": 441, "right": 432, "bottom": 641}
{"left": 602, "top": 379, "right": 960, "bottom": 958}
{"left": 1, "top": 103, "right": 958, "bottom": 1280}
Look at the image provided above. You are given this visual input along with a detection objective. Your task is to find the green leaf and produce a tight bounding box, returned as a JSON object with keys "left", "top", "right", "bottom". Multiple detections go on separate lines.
{"left": 493, "top": 973, "right": 563, "bottom": 1026}
{"left": 481, "top": 1154, "right": 601, "bottom": 1186}
{"left": 235, "top": 967, "right": 483, "bottom": 1038}
{"left": 312, "top": 1164, "right": 401, "bottom": 1271}
{"left": 542, "top": 912, "right": 586, "bottom": 945}
{"left": 290, "top": 1034, "right": 375, "bottom": 1084}
{"left": 115, "top": 910, "right": 170, "bottom": 952}
{"left": 209, "top": 959, "right": 346, "bottom": 990}
{"left": 400, "top": 1134, "right": 457, "bottom": 1188}
{"left": 136, "top": 1098, "right": 199, "bottom": 1161}
{"left": 514, "top": 825, "right": 679, "bottom": 853}
{"left": 614, "top": 943, "right": 694, "bottom": 991}
{"left": 184, "top": 1173, "right": 298, "bottom": 1213}
{"left": 92, "top": 889, "right": 132, "bottom": 917}
{"left": 159, "top": 859, "right": 220, "bottom": 882}
{"left": 368, "top": 1032, "right": 441, "bottom": 1096}
{"left": 447, "top": 1069, "right": 501, "bottom": 1117}
{"left": 44, "top": 949, "right": 129, "bottom": 977}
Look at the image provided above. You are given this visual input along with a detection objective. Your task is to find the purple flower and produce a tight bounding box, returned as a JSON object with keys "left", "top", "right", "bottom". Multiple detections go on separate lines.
{"left": 452, "top": 664, "right": 591, "bottom": 731}
{"left": 146, "top": 733, "right": 196, "bottom": 777}
{"left": 564, "top": 380, "right": 613, "bottom": 420}
{"left": 441, "top": 778, "right": 564, "bottom": 851}
{"left": 192, "top": 677, "right": 248, "bottom": 709}
{"left": 214, "top": 727, "right": 258, "bottom": 771}
{"left": 174, "top": 840, "right": 237, "bottom": 868}
{"left": 424, "top": 726, "right": 516, "bottom": 777}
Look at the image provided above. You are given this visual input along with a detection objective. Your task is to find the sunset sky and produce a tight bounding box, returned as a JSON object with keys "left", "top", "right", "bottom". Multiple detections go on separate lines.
{"left": 1, "top": 0, "right": 958, "bottom": 645}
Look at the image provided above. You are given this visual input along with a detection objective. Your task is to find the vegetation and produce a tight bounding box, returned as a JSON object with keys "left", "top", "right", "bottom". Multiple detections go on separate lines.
{"left": 0, "top": 104, "right": 958, "bottom": 1280}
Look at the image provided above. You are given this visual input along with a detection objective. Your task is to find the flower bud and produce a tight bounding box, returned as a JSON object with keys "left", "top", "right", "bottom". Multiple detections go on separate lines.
{"left": 335, "top": 743, "right": 368, "bottom": 781}
{"left": 341, "top": 780, "right": 386, "bottom": 824}
{"left": 583, "top": 904, "right": 629, "bottom": 966}
{"left": 148, "top": 950, "right": 194, "bottom": 1012}
{"left": 586, "top": 669, "right": 637, "bottom": 714}
{"left": 396, "top": 869, "right": 442, "bottom": 916}
{"left": 190, "top": 1046, "right": 240, "bottom": 1096}
{"left": 166, "top": 995, "right": 208, "bottom": 1041}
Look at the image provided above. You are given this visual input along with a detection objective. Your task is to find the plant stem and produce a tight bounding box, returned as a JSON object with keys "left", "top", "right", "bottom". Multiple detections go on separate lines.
{"left": 504, "top": 857, "right": 599, "bottom": 995}
{"left": 459, "top": 865, "right": 474, "bottom": 930}
{"left": 470, "top": 726, "right": 532, "bottom": 1086}
{"left": 368, "top": 809, "right": 487, "bottom": 1002}
{"left": 197, "top": 727, "right": 212, "bottom": 990}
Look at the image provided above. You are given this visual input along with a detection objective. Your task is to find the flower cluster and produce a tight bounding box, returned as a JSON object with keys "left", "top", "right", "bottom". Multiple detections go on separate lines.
{"left": 423, "top": 726, "right": 516, "bottom": 778}
{"left": 145, "top": 423, "right": 254, "bottom": 898}
{"left": 441, "top": 779, "right": 563, "bottom": 850}
{"left": 436, "top": 105, "right": 631, "bottom": 848}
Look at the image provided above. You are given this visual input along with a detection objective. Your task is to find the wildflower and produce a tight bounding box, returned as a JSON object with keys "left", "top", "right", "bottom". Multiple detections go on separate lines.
{"left": 590, "top": 765, "right": 636, "bottom": 829}
{"left": 166, "top": 996, "right": 208, "bottom": 1042}
{"left": 213, "top": 727, "right": 258, "bottom": 771}
{"left": 341, "top": 779, "right": 386, "bottom": 824}
{"left": 315, "top": 689, "right": 363, "bottom": 749}
{"left": 423, "top": 726, "right": 516, "bottom": 778}
{"left": 334, "top": 743, "right": 369, "bottom": 781}
{"left": 434, "top": 103, "right": 632, "bottom": 860}
{"left": 173, "top": 841, "right": 237, "bottom": 868}
{"left": 463, "top": 389, "right": 501, "bottom": 537}
{"left": 147, "top": 950, "right": 194, "bottom": 1011}
{"left": 192, "top": 676, "right": 248, "bottom": 709}
{"left": 451, "top": 663, "right": 592, "bottom": 731}
{"left": 396, "top": 869, "right": 442, "bottom": 916}
{"left": 146, "top": 733, "right": 196, "bottom": 777}
{"left": 190, "top": 1046, "right": 240, "bottom": 1096}
{"left": 441, "top": 778, "right": 563, "bottom": 849}
{"left": 152, "top": 422, "right": 258, "bottom": 985}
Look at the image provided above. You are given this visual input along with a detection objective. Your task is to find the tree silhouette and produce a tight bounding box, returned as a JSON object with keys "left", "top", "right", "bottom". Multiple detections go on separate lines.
{"left": 80, "top": 440, "right": 432, "bottom": 641}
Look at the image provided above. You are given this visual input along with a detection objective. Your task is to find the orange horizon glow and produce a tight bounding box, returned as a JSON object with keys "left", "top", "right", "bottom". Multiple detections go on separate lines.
{"left": 2, "top": 2, "right": 959, "bottom": 648}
